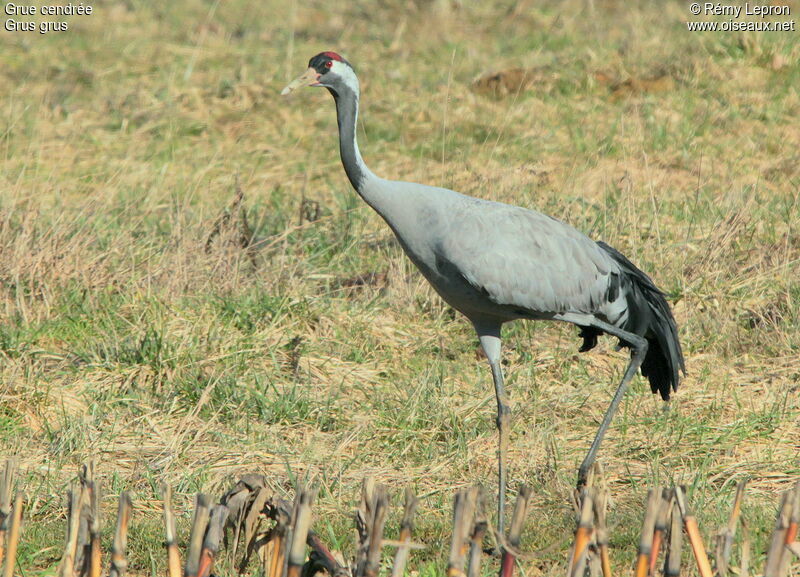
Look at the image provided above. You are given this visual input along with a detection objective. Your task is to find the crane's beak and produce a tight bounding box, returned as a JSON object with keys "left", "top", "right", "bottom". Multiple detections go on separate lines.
{"left": 280, "top": 68, "right": 321, "bottom": 96}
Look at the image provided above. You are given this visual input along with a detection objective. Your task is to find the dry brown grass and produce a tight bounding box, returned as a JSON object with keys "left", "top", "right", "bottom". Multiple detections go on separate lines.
{"left": 1, "top": 0, "right": 799, "bottom": 574}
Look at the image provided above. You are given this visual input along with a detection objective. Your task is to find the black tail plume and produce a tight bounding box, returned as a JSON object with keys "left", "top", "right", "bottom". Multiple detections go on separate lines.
{"left": 597, "top": 241, "right": 685, "bottom": 400}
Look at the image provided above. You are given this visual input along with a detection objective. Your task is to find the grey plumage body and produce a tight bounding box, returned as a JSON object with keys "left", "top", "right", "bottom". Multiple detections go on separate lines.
{"left": 363, "top": 178, "right": 624, "bottom": 327}
{"left": 283, "top": 52, "right": 685, "bottom": 535}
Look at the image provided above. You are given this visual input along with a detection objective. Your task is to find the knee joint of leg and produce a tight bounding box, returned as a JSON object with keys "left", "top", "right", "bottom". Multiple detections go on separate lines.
{"left": 496, "top": 404, "right": 511, "bottom": 427}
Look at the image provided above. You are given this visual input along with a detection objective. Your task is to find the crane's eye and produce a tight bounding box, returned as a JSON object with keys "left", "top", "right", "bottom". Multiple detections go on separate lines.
{"left": 324, "top": 60, "right": 333, "bottom": 69}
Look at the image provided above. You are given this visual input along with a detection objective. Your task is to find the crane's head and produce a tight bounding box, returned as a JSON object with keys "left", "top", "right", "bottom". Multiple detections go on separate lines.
{"left": 281, "top": 52, "right": 358, "bottom": 97}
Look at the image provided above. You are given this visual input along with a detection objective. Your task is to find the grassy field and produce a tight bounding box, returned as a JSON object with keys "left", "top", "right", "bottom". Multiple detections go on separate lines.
{"left": 1, "top": 0, "right": 799, "bottom": 574}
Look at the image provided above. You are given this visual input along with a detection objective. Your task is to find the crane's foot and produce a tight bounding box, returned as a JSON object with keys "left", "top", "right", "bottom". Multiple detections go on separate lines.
{"left": 482, "top": 546, "right": 503, "bottom": 558}
{"left": 573, "top": 462, "right": 596, "bottom": 514}
{"left": 576, "top": 462, "right": 591, "bottom": 492}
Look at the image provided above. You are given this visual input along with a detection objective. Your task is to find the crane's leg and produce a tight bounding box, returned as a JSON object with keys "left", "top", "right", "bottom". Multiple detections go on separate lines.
{"left": 576, "top": 319, "right": 648, "bottom": 489}
{"left": 477, "top": 328, "right": 509, "bottom": 536}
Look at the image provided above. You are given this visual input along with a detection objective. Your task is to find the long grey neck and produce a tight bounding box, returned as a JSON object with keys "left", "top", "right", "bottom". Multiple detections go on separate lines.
{"left": 330, "top": 82, "right": 420, "bottom": 255}
{"left": 332, "top": 86, "right": 377, "bottom": 196}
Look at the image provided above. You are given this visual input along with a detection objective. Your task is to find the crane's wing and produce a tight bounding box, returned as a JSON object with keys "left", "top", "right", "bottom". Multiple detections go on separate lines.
{"left": 437, "top": 198, "right": 618, "bottom": 316}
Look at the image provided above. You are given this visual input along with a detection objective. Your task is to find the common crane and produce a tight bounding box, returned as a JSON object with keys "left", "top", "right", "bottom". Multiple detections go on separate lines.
{"left": 282, "top": 52, "right": 685, "bottom": 533}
